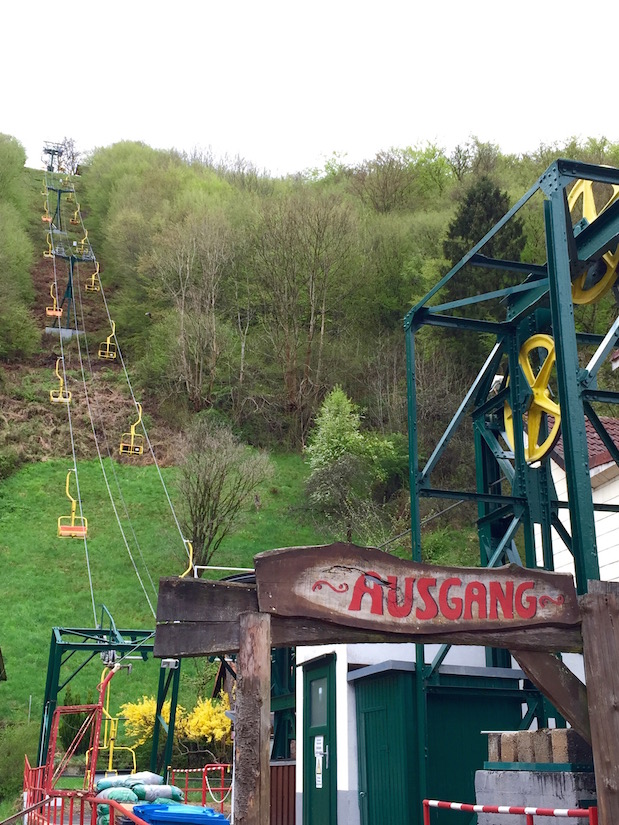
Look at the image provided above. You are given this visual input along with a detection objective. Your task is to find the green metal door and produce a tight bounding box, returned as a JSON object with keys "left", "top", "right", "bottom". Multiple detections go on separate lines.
{"left": 303, "top": 656, "right": 337, "bottom": 825}
{"left": 355, "top": 671, "right": 416, "bottom": 825}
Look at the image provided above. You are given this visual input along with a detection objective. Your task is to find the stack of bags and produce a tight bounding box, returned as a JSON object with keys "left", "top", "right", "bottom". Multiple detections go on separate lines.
{"left": 95, "top": 772, "right": 185, "bottom": 825}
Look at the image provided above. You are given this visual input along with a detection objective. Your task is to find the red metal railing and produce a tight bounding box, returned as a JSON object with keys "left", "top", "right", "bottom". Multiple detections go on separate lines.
{"left": 23, "top": 755, "right": 151, "bottom": 825}
{"left": 168, "top": 764, "right": 232, "bottom": 813}
{"left": 423, "top": 798, "right": 598, "bottom": 825}
{"left": 168, "top": 767, "right": 205, "bottom": 804}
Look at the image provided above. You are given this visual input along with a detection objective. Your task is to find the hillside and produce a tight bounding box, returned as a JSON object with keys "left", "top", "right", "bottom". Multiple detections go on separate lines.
{"left": 0, "top": 453, "right": 332, "bottom": 722}
{"left": 4, "top": 132, "right": 619, "bottom": 809}
{"left": 0, "top": 148, "right": 342, "bottom": 794}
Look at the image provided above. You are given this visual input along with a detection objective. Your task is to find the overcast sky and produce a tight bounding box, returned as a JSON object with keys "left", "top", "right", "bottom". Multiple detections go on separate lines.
{"left": 3, "top": 0, "right": 618, "bottom": 175}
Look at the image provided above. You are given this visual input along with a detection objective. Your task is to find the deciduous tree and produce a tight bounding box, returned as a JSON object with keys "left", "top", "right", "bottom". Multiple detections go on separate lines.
{"left": 177, "top": 417, "right": 273, "bottom": 569}
{"left": 251, "top": 189, "right": 356, "bottom": 444}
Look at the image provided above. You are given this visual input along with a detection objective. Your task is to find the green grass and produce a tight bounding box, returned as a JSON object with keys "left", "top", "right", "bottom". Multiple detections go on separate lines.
{"left": 0, "top": 452, "right": 332, "bottom": 726}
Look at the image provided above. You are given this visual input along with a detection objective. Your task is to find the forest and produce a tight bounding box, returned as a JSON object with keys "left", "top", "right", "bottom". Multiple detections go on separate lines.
{"left": 2, "top": 132, "right": 619, "bottom": 555}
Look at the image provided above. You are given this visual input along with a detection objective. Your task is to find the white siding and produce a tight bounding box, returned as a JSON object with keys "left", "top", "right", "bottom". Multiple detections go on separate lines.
{"left": 541, "top": 460, "right": 619, "bottom": 581}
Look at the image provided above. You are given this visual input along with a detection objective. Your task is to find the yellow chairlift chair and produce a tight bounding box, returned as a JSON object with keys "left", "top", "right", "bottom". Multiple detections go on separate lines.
{"left": 119, "top": 403, "right": 144, "bottom": 456}
{"left": 85, "top": 262, "right": 101, "bottom": 293}
{"left": 49, "top": 359, "right": 71, "bottom": 404}
{"left": 46, "top": 283, "right": 62, "bottom": 318}
{"left": 98, "top": 320, "right": 118, "bottom": 360}
{"left": 57, "top": 469, "right": 88, "bottom": 538}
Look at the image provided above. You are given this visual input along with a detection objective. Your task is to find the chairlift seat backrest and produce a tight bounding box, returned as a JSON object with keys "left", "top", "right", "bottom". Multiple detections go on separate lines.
{"left": 98, "top": 341, "right": 117, "bottom": 360}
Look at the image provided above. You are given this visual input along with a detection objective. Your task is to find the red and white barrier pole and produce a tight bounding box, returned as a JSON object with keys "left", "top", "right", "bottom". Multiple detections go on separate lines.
{"left": 423, "top": 798, "right": 597, "bottom": 825}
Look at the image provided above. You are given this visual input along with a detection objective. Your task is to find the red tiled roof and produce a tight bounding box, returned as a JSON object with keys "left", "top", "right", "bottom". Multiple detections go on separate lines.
{"left": 551, "top": 415, "right": 619, "bottom": 470}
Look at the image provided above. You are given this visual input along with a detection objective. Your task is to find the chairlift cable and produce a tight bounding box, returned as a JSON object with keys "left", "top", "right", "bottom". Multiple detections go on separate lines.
{"left": 67, "top": 189, "right": 187, "bottom": 558}
{"left": 68, "top": 186, "right": 187, "bottom": 557}
{"left": 46, "top": 206, "right": 97, "bottom": 625}
{"left": 71, "top": 274, "right": 158, "bottom": 616}
{"left": 96, "top": 281, "right": 189, "bottom": 558}
{"left": 73, "top": 268, "right": 158, "bottom": 602}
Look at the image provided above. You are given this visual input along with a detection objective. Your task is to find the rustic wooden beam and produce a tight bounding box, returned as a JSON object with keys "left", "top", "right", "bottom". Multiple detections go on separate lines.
{"left": 155, "top": 578, "right": 582, "bottom": 656}
{"left": 235, "top": 612, "right": 271, "bottom": 825}
{"left": 510, "top": 650, "right": 590, "bottom": 743}
{"left": 581, "top": 580, "right": 619, "bottom": 825}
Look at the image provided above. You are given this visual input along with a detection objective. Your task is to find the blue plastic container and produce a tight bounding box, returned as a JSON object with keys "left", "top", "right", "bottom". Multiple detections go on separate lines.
{"left": 133, "top": 804, "right": 229, "bottom": 825}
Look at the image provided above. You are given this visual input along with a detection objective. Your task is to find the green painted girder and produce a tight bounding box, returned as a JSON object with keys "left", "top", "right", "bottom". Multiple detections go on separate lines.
{"left": 406, "top": 159, "right": 619, "bottom": 336}
{"left": 469, "top": 255, "right": 548, "bottom": 277}
{"left": 549, "top": 157, "right": 619, "bottom": 187}
{"left": 421, "top": 341, "right": 504, "bottom": 483}
{"left": 419, "top": 487, "right": 526, "bottom": 507}
{"left": 416, "top": 311, "right": 505, "bottom": 334}
{"left": 404, "top": 179, "right": 541, "bottom": 328}
{"left": 556, "top": 500, "right": 619, "bottom": 514}
{"left": 544, "top": 195, "right": 600, "bottom": 592}
{"left": 476, "top": 504, "right": 518, "bottom": 528}
{"left": 404, "top": 159, "right": 619, "bottom": 804}
{"left": 583, "top": 389, "right": 619, "bottom": 404}
{"left": 429, "top": 279, "right": 550, "bottom": 315}
{"left": 37, "top": 611, "right": 180, "bottom": 774}
{"left": 576, "top": 198, "right": 619, "bottom": 262}
{"left": 583, "top": 402, "right": 619, "bottom": 467}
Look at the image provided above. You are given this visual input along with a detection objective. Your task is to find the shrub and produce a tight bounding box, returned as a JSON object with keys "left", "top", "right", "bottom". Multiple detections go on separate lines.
{"left": 0, "top": 719, "right": 39, "bottom": 804}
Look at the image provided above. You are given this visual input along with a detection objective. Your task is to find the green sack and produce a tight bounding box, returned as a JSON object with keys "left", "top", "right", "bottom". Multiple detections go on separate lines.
{"left": 131, "top": 784, "right": 146, "bottom": 800}
{"left": 96, "top": 787, "right": 139, "bottom": 803}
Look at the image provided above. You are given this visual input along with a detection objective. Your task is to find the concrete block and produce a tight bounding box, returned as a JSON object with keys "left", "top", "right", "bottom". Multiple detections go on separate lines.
{"left": 532, "top": 729, "right": 552, "bottom": 763}
{"left": 487, "top": 732, "right": 501, "bottom": 762}
{"left": 476, "top": 769, "right": 596, "bottom": 825}
{"left": 500, "top": 732, "right": 519, "bottom": 763}
{"left": 516, "top": 731, "right": 535, "bottom": 763}
{"left": 551, "top": 728, "right": 593, "bottom": 764}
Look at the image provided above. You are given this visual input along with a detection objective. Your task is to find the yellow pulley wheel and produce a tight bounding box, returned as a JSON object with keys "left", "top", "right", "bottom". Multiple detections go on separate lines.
{"left": 568, "top": 178, "right": 619, "bottom": 305}
{"left": 504, "top": 334, "right": 561, "bottom": 464}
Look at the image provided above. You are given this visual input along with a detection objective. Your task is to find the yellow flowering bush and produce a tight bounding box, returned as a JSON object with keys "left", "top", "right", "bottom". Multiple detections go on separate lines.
{"left": 120, "top": 693, "right": 232, "bottom": 763}
{"left": 120, "top": 696, "right": 183, "bottom": 746}
{"left": 181, "top": 693, "right": 231, "bottom": 745}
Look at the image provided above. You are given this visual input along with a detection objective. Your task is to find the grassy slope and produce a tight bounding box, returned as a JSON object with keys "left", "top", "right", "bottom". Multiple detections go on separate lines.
{"left": 0, "top": 452, "right": 331, "bottom": 724}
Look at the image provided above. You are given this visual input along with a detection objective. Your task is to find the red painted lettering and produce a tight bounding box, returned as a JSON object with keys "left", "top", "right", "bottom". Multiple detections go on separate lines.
{"left": 415, "top": 577, "right": 438, "bottom": 620}
{"left": 515, "top": 581, "right": 537, "bottom": 619}
{"left": 489, "top": 581, "right": 514, "bottom": 620}
{"left": 438, "top": 577, "right": 463, "bottom": 620}
{"left": 387, "top": 576, "right": 415, "bottom": 618}
{"left": 464, "top": 582, "right": 487, "bottom": 619}
{"left": 348, "top": 571, "right": 384, "bottom": 615}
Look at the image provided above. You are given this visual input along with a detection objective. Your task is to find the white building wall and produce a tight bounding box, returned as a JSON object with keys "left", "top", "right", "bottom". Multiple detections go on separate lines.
{"left": 541, "top": 461, "right": 619, "bottom": 581}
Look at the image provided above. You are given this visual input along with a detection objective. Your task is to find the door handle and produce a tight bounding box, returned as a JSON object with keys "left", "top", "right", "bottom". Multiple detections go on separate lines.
{"left": 325, "top": 744, "right": 329, "bottom": 769}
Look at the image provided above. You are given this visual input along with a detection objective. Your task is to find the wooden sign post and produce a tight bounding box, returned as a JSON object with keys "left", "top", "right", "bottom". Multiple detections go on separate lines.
{"left": 154, "top": 544, "right": 619, "bottom": 825}
{"left": 235, "top": 613, "right": 271, "bottom": 825}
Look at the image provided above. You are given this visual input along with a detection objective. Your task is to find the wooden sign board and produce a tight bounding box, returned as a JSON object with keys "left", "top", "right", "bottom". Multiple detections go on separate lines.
{"left": 255, "top": 543, "right": 580, "bottom": 638}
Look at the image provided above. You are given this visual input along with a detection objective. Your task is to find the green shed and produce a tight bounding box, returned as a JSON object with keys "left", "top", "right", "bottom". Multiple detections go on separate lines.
{"left": 350, "top": 661, "right": 543, "bottom": 825}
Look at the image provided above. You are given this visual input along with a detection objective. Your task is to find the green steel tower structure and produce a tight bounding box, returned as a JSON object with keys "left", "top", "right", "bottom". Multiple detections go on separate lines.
{"left": 405, "top": 159, "right": 619, "bottom": 801}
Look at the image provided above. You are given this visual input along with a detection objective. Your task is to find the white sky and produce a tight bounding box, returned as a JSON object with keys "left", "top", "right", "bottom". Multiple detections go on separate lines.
{"left": 3, "top": 0, "right": 618, "bottom": 176}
